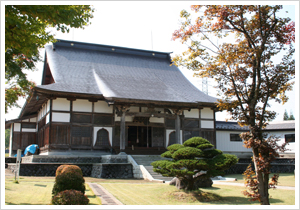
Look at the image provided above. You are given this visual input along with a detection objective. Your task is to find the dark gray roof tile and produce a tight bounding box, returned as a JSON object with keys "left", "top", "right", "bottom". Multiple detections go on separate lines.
{"left": 37, "top": 40, "right": 218, "bottom": 105}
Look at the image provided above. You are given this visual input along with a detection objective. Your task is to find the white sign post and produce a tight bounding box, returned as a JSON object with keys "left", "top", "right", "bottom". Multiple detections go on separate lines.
{"left": 15, "top": 149, "right": 22, "bottom": 183}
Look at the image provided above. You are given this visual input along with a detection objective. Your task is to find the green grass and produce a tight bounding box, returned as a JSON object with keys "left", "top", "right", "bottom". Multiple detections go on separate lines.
{"left": 224, "top": 173, "right": 295, "bottom": 187}
{"left": 5, "top": 177, "right": 101, "bottom": 205}
{"left": 5, "top": 174, "right": 295, "bottom": 205}
{"left": 99, "top": 182, "right": 295, "bottom": 205}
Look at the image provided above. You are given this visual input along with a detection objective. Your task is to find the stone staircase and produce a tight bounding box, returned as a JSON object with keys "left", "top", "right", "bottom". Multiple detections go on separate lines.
{"left": 131, "top": 155, "right": 174, "bottom": 182}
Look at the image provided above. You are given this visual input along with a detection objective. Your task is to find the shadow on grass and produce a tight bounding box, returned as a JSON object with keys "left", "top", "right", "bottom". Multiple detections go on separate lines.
{"left": 173, "top": 189, "right": 284, "bottom": 205}
{"left": 216, "top": 196, "right": 283, "bottom": 205}
{"left": 5, "top": 202, "right": 50, "bottom": 205}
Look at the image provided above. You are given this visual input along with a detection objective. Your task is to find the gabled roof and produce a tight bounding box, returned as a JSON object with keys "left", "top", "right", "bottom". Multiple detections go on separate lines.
{"left": 37, "top": 39, "right": 217, "bottom": 105}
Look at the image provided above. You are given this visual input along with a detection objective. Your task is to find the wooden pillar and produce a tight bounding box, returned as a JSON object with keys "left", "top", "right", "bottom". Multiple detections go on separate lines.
{"left": 116, "top": 105, "right": 130, "bottom": 154}
{"left": 120, "top": 111, "right": 126, "bottom": 152}
{"left": 172, "top": 109, "right": 183, "bottom": 145}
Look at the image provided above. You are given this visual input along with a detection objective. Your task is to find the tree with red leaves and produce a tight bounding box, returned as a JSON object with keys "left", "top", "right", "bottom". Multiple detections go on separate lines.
{"left": 172, "top": 5, "right": 294, "bottom": 205}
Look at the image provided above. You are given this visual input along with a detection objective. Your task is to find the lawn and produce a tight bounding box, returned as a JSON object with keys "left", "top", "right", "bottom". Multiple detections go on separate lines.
{"left": 99, "top": 182, "right": 295, "bottom": 205}
{"left": 5, "top": 174, "right": 295, "bottom": 205}
{"left": 224, "top": 173, "right": 295, "bottom": 187}
{"left": 5, "top": 177, "right": 101, "bottom": 205}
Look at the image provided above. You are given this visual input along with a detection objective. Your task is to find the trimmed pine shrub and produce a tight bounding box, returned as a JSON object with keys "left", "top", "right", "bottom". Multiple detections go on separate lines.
{"left": 52, "top": 165, "right": 86, "bottom": 196}
{"left": 51, "top": 189, "right": 89, "bottom": 205}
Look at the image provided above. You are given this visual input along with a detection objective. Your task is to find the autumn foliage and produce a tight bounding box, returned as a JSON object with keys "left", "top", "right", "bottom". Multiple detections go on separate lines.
{"left": 172, "top": 5, "right": 294, "bottom": 205}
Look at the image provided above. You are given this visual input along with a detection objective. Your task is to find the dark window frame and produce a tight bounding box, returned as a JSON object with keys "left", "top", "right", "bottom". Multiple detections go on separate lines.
{"left": 230, "top": 133, "right": 242, "bottom": 142}
{"left": 285, "top": 134, "right": 295, "bottom": 143}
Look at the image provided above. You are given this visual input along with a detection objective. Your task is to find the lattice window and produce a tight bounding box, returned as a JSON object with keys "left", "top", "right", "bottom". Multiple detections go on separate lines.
{"left": 21, "top": 123, "right": 36, "bottom": 129}
{"left": 165, "top": 118, "right": 175, "bottom": 128}
{"left": 183, "top": 130, "right": 200, "bottom": 142}
{"left": 72, "top": 114, "right": 92, "bottom": 123}
{"left": 93, "top": 114, "right": 113, "bottom": 125}
{"left": 71, "top": 126, "right": 92, "bottom": 146}
{"left": 152, "top": 127, "right": 164, "bottom": 147}
{"left": 183, "top": 119, "right": 199, "bottom": 128}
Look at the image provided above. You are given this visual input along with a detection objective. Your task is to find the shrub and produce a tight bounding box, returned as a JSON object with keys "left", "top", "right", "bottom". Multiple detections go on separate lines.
{"left": 52, "top": 165, "right": 86, "bottom": 196}
{"left": 51, "top": 190, "right": 89, "bottom": 205}
{"left": 56, "top": 164, "right": 83, "bottom": 176}
{"left": 152, "top": 136, "right": 238, "bottom": 191}
{"left": 55, "top": 165, "right": 68, "bottom": 176}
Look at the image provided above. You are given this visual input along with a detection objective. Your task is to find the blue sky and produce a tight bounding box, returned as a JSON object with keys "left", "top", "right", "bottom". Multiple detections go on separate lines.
{"left": 3, "top": 2, "right": 298, "bottom": 122}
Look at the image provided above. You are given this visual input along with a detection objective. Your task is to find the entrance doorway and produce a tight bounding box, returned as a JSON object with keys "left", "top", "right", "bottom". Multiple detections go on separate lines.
{"left": 128, "top": 126, "right": 151, "bottom": 147}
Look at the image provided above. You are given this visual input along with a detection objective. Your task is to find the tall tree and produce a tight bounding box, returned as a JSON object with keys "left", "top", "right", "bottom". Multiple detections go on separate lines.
{"left": 283, "top": 110, "right": 289, "bottom": 120}
{"left": 172, "top": 5, "right": 294, "bottom": 205}
{"left": 288, "top": 111, "right": 295, "bottom": 120}
{"left": 5, "top": 5, "right": 94, "bottom": 113}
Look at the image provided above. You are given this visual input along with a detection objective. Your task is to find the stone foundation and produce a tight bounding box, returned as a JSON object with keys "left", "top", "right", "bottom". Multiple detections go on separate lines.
{"left": 91, "top": 163, "right": 133, "bottom": 178}
{"left": 225, "top": 158, "right": 295, "bottom": 174}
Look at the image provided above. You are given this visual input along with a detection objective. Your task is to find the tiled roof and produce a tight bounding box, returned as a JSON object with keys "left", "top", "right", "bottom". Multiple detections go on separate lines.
{"left": 216, "top": 121, "right": 295, "bottom": 131}
{"left": 216, "top": 121, "right": 249, "bottom": 130}
{"left": 36, "top": 39, "right": 217, "bottom": 105}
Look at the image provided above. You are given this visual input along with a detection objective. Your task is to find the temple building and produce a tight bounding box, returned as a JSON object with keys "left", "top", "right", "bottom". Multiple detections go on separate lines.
{"left": 6, "top": 39, "right": 218, "bottom": 156}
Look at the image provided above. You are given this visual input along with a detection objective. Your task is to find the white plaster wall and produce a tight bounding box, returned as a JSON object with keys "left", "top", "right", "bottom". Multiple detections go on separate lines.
{"left": 46, "top": 100, "right": 50, "bottom": 112}
{"left": 46, "top": 113, "right": 50, "bottom": 124}
{"left": 22, "top": 119, "right": 29, "bottom": 122}
{"left": 52, "top": 98, "right": 70, "bottom": 111}
{"left": 265, "top": 131, "right": 295, "bottom": 153}
{"left": 30, "top": 117, "right": 37, "bottom": 122}
{"left": 52, "top": 112, "right": 70, "bottom": 122}
{"left": 9, "top": 125, "right": 13, "bottom": 156}
{"left": 201, "top": 108, "right": 214, "bottom": 119}
{"left": 115, "top": 115, "right": 133, "bottom": 122}
{"left": 149, "top": 117, "right": 164, "bottom": 123}
{"left": 216, "top": 130, "right": 251, "bottom": 152}
{"left": 93, "top": 127, "right": 113, "bottom": 146}
{"left": 94, "top": 101, "right": 113, "bottom": 113}
{"left": 141, "top": 107, "right": 148, "bottom": 113}
{"left": 184, "top": 109, "right": 199, "bottom": 118}
{"left": 129, "top": 106, "right": 139, "bottom": 112}
{"left": 14, "top": 123, "right": 21, "bottom": 132}
{"left": 166, "top": 129, "right": 183, "bottom": 146}
{"left": 201, "top": 120, "right": 214, "bottom": 128}
{"left": 73, "top": 99, "right": 92, "bottom": 112}
{"left": 43, "top": 103, "right": 47, "bottom": 116}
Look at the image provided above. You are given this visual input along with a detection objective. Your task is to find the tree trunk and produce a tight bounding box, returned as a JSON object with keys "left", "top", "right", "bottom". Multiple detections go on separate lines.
{"left": 185, "top": 175, "right": 195, "bottom": 191}
{"left": 252, "top": 138, "right": 270, "bottom": 205}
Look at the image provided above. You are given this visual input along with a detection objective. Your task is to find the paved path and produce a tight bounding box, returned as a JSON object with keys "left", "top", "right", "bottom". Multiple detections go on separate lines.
{"left": 88, "top": 183, "right": 123, "bottom": 205}
{"left": 213, "top": 181, "right": 295, "bottom": 190}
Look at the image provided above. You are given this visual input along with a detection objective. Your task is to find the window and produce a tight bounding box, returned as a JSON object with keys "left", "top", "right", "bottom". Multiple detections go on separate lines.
{"left": 21, "top": 123, "right": 36, "bottom": 129}
{"left": 93, "top": 114, "right": 113, "bottom": 125}
{"left": 230, "top": 133, "right": 242, "bottom": 142}
{"left": 183, "top": 119, "right": 199, "bottom": 128}
{"left": 72, "top": 114, "right": 92, "bottom": 123}
{"left": 71, "top": 126, "right": 92, "bottom": 146}
{"left": 285, "top": 134, "right": 295, "bottom": 143}
{"left": 184, "top": 130, "right": 199, "bottom": 142}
